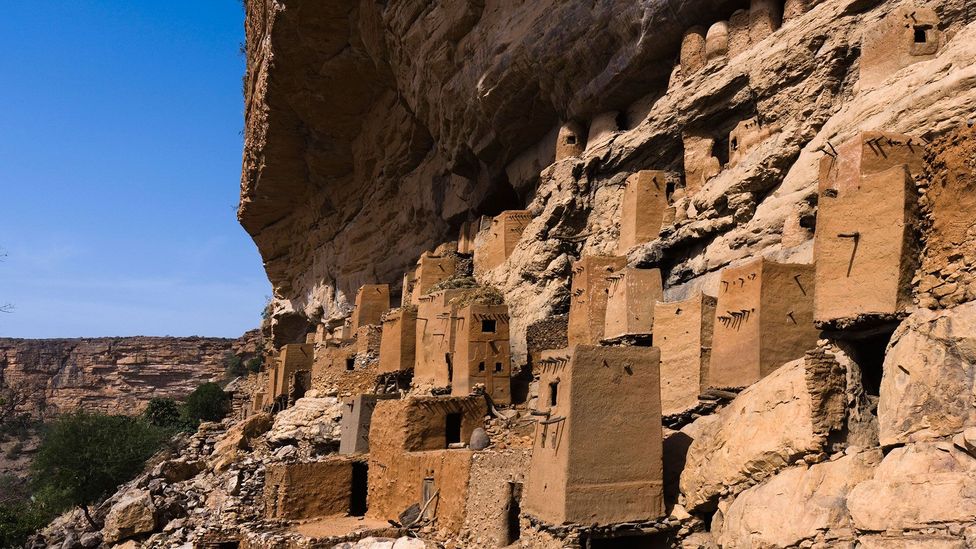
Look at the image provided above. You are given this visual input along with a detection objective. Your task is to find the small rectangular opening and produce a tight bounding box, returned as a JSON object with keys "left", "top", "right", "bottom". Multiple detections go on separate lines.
{"left": 445, "top": 413, "right": 462, "bottom": 446}
{"left": 481, "top": 319, "right": 497, "bottom": 333}
{"left": 478, "top": 361, "right": 486, "bottom": 372}
{"left": 505, "top": 482, "right": 523, "bottom": 544}
{"left": 914, "top": 26, "right": 927, "bottom": 43}
{"left": 566, "top": 135, "right": 577, "bottom": 145}
{"left": 495, "top": 362, "right": 503, "bottom": 373}
{"left": 585, "top": 533, "right": 673, "bottom": 548}
{"left": 549, "top": 382, "right": 559, "bottom": 407}
{"left": 350, "top": 462, "right": 368, "bottom": 516}
{"left": 346, "top": 358, "right": 355, "bottom": 371}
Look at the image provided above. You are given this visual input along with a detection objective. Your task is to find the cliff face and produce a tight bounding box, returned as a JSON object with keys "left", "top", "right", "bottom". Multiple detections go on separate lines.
{"left": 0, "top": 335, "right": 254, "bottom": 417}
{"left": 239, "top": 0, "right": 754, "bottom": 342}
{"left": 240, "top": 0, "right": 976, "bottom": 347}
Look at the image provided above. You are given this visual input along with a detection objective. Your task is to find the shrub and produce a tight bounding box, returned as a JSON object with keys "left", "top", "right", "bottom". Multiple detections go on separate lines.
{"left": 4, "top": 442, "right": 23, "bottom": 460}
{"left": 0, "top": 503, "right": 46, "bottom": 549}
{"left": 142, "top": 398, "right": 189, "bottom": 431}
{"left": 183, "top": 383, "right": 230, "bottom": 425}
{"left": 245, "top": 355, "right": 264, "bottom": 373}
{"left": 31, "top": 411, "right": 168, "bottom": 527}
{"left": 223, "top": 351, "right": 246, "bottom": 378}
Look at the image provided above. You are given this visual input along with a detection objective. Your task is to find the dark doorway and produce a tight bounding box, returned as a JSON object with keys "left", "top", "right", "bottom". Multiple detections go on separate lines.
{"left": 349, "top": 462, "right": 368, "bottom": 516}
{"left": 291, "top": 370, "right": 311, "bottom": 402}
{"left": 445, "top": 413, "right": 462, "bottom": 446}
{"left": 849, "top": 329, "right": 895, "bottom": 397}
{"left": 914, "top": 26, "right": 928, "bottom": 43}
{"left": 346, "top": 357, "right": 355, "bottom": 371}
{"left": 505, "top": 482, "right": 523, "bottom": 544}
{"left": 712, "top": 133, "right": 730, "bottom": 167}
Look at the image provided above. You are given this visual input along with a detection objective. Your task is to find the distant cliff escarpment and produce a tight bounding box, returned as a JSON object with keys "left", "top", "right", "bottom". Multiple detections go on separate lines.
{"left": 0, "top": 333, "right": 260, "bottom": 418}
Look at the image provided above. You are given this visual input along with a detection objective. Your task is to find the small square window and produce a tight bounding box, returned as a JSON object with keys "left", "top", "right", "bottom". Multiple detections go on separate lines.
{"left": 481, "top": 319, "right": 496, "bottom": 333}
{"left": 914, "top": 26, "right": 927, "bottom": 43}
{"left": 478, "top": 361, "right": 486, "bottom": 372}
{"left": 566, "top": 135, "right": 577, "bottom": 145}
{"left": 495, "top": 362, "right": 503, "bottom": 373}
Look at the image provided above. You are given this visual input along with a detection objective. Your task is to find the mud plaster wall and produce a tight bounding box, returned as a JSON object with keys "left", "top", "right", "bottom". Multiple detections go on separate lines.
{"left": 617, "top": 171, "right": 668, "bottom": 254}
{"left": 272, "top": 343, "right": 313, "bottom": 398}
{"left": 709, "top": 259, "right": 817, "bottom": 389}
{"left": 525, "top": 345, "right": 664, "bottom": 525}
{"left": 654, "top": 292, "right": 717, "bottom": 415}
{"left": 567, "top": 256, "right": 628, "bottom": 346}
{"left": 312, "top": 343, "right": 376, "bottom": 397}
{"left": 814, "top": 132, "right": 923, "bottom": 324}
{"left": 860, "top": 6, "right": 942, "bottom": 89}
{"left": 473, "top": 211, "right": 532, "bottom": 275}
{"left": 451, "top": 304, "right": 512, "bottom": 404}
{"left": 367, "top": 397, "right": 487, "bottom": 533}
{"left": 351, "top": 285, "right": 390, "bottom": 331}
{"left": 379, "top": 308, "right": 417, "bottom": 374}
{"left": 604, "top": 267, "right": 663, "bottom": 339}
{"left": 264, "top": 458, "right": 355, "bottom": 520}
{"left": 411, "top": 254, "right": 458, "bottom": 305}
{"left": 415, "top": 289, "right": 475, "bottom": 388}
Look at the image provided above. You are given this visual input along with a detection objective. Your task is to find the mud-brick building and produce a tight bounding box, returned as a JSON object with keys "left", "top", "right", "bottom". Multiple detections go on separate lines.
{"left": 708, "top": 257, "right": 818, "bottom": 389}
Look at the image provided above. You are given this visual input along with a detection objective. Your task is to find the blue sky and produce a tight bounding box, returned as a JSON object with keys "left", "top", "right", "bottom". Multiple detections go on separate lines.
{"left": 0, "top": 1, "right": 270, "bottom": 338}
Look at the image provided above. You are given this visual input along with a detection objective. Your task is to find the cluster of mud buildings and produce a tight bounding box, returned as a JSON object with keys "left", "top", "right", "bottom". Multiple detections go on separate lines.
{"left": 243, "top": 3, "right": 945, "bottom": 547}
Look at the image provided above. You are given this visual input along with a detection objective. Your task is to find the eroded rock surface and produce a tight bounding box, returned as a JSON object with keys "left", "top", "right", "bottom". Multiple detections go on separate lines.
{"left": 679, "top": 349, "right": 846, "bottom": 511}
{"left": 879, "top": 301, "right": 976, "bottom": 446}
{"left": 717, "top": 449, "right": 881, "bottom": 548}
{"left": 847, "top": 443, "right": 976, "bottom": 538}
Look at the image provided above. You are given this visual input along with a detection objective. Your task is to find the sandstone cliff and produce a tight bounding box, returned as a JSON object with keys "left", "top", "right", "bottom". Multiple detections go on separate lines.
{"left": 0, "top": 334, "right": 258, "bottom": 418}
{"left": 242, "top": 0, "right": 976, "bottom": 349}
{"left": 241, "top": 0, "right": 784, "bottom": 343}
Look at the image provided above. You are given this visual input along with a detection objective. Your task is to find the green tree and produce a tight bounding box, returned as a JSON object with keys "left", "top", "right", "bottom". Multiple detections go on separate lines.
{"left": 31, "top": 411, "right": 167, "bottom": 528}
{"left": 142, "top": 397, "right": 187, "bottom": 431}
{"left": 183, "top": 383, "right": 230, "bottom": 424}
{"left": 245, "top": 355, "right": 264, "bottom": 373}
{"left": 222, "top": 351, "right": 245, "bottom": 378}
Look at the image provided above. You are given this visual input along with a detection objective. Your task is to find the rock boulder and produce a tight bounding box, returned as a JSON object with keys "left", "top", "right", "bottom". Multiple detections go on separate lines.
{"left": 717, "top": 449, "right": 881, "bottom": 548}
{"left": 102, "top": 491, "right": 157, "bottom": 544}
{"left": 680, "top": 348, "right": 846, "bottom": 511}
{"left": 879, "top": 302, "right": 976, "bottom": 446}
{"left": 847, "top": 442, "right": 976, "bottom": 533}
